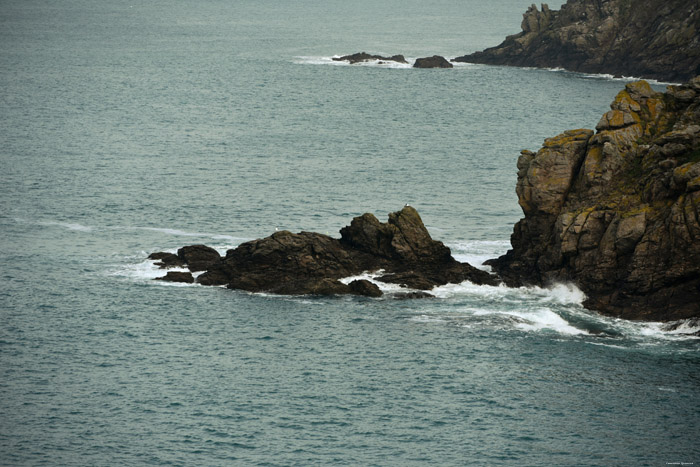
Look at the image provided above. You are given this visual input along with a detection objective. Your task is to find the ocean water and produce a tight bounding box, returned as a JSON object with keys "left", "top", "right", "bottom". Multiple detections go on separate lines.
{"left": 1, "top": 0, "right": 699, "bottom": 465}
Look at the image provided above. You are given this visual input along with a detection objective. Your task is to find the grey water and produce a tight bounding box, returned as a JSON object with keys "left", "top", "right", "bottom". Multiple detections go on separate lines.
{"left": 1, "top": 0, "right": 698, "bottom": 465}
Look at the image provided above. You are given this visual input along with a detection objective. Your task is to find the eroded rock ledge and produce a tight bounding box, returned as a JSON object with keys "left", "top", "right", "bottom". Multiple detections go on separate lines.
{"left": 453, "top": 1, "right": 700, "bottom": 83}
{"left": 151, "top": 206, "right": 497, "bottom": 298}
{"left": 488, "top": 77, "right": 700, "bottom": 321}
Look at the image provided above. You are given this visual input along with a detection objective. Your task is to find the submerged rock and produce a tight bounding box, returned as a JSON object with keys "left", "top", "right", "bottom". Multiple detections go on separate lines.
{"left": 152, "top": 206, "right": 497, "bottom": 297}
{"left": 332, "top": 52, "right": 408, "bottom": 65}
{"left": 453, "top": 1, "right": 700, "bottom": 83}
{"left": 488, "top": 77, "right": 700, "bottom": 321}
{"left": 413, "top": 56, "right": 453, "bottom": 69}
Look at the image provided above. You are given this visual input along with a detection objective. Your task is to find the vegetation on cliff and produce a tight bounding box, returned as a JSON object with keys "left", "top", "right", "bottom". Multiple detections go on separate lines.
{"left": 454, "top": 0, "right": 700, "bottom": 83}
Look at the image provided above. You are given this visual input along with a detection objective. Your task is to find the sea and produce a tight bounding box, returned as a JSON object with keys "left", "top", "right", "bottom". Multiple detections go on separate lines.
{"left": 1, "top": 0, "right": 699, "bottom": 465}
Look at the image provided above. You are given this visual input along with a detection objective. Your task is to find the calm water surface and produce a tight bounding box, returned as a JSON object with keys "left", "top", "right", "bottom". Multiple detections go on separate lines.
{"left": 1, "top": 0, "right": 698, "bottom": 465}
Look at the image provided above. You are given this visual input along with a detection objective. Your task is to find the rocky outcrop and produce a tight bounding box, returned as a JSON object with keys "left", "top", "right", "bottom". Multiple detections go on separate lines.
{"left": 156, "top": 271, "right": 194, "bottom": 283}
{"left": 488, "top": 77, "right": 700, "bottom": 321}
{"left": 453, "top": 1, "right": 700, "bottom": 83}
{"left": 176, "top": 245, "right": 221, "bottom": 271}
{"left": 148, "top": 252, "right": 185, "bottom": 269}
{"left": 333, "top": 52, "right": 408, "bottom": 65}
{"left": 413, "top": 56, "right": 453, "bottom": 69}
{"left": 151, "top": 206, "right": 497, "bottom": 297}
{"left": 148, "top": 245, "right": 220, "bottom": 271}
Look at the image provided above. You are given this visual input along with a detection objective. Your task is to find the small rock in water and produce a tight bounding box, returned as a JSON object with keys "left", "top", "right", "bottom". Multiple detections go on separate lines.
{"left": 156, "top": 271, "right": 194, "bottom": 283}
{"left": 348, "top": 279, "right": 383, "bottom": 297}
{"left": 148, "top": 252, "right": 185, "bottom": 269}
{"left": 413, "top": 56, "right": 453, "bottom": 68}
{"left": 332, "top": 52, "right": 408, "bottom": 65}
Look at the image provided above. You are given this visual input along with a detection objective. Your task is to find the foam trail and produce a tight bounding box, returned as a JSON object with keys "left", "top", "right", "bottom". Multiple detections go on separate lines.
{"left": 110, "top": 255, "right": 206, "bottom": 287}
{"left": 508, "top": 308, "right": 588, "bottom": 335}
{"left": 294, "top": 55, "right": 413, "bottom": 69}
{"left": 339, "top": 270, "right": 408, "bottom": 294}
{"left": 39, "top": 221, "right": 94, "bottom": 232}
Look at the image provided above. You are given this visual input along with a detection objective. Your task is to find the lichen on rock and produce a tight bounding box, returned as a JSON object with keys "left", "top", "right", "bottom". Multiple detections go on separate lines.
{"left": 488, "top": 77, "right": 700, "bottom": 321}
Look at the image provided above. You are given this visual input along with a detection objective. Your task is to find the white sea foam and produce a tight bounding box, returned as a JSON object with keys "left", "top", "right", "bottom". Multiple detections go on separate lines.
{"left": 430, "top": 280, "right": 586, "bottom": 306}
{"left": 409, "top": 314, "right": 447, "bottom": 324}
{"left": 110, "top": 255, "right": 206, "bottom": 287}
{"left": 39, "top": 221, "right": 94, "bottom": 232}
{"left": 339, "top": 270, "right": 409, "bottom": 294}
{"left": 448, "top": 239, "right": 511, "bottom": 269}
{"left": 508, "top": 308, "right": 588, "bottom": 335}
{"left": 294, "top": 55, "right": 414, "bottom": 69}
{"left": 586, "top": 342, "right": 628, "bottom": 350}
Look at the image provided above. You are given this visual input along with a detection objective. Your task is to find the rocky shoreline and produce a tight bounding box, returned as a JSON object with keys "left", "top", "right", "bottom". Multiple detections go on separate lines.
{"left": 453, "top": 0, "right": 700, "bottom": 83}
{"left": 150, "top": 77, "right": 700, "bottom": 322}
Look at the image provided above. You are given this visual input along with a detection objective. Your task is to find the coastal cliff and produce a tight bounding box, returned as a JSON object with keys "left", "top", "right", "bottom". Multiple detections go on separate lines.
{"left": 488, "top": 77, "right": 700, "bottom": 320}
{"left": 454, "top": 0, "right": 700, "bottom": 83}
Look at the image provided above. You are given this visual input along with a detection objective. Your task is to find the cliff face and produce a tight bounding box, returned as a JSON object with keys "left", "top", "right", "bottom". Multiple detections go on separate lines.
{"left": 454, "top": 0, "right": 700, "bottom": 83}
{"left": 488, "top": 77, "right": 700, "bottom": 321}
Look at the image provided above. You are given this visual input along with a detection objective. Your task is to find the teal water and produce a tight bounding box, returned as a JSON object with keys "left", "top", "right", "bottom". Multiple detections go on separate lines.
{"left": 1, "top": 1, "right": 699, "bottom": 465}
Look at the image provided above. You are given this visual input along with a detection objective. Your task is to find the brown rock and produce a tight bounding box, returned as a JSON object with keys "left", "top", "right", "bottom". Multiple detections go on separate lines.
{"left": 413, "top": 56, "right": 453, "bottom": 68}
{"left": 489, "top": 78, "right": 700, "bottom": 321}
{"left": 177, "top": 245, "right": 221, "bottom": 272}
{"left": 185, "top": 206, "right": 498, "bottom": 296}
{"left": 148, "top": 252, "right": 185, "bottom": 269}
{"left": 155, "top": 271, "right": 194, "bottom": 283}
{"left": 348, "top": 279, "right": 383, "bottom": 297}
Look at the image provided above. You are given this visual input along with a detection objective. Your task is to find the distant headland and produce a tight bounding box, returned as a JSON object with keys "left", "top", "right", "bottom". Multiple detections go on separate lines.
{"left": 453, "top": 0, "right": 700, "bottom": 83}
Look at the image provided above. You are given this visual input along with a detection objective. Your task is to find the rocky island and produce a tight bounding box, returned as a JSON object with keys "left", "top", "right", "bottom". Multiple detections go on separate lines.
{"left": 488, "top": 77, "right": 700, "bottom": 321}
{"left": 151, "top": 206, "right": 497, "bottom": 298}
{"left": 454, "top": 0, "right": 700, "bottom": 83}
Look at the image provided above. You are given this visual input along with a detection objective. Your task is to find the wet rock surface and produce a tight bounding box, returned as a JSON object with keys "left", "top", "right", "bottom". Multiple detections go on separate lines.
{"left": 413, "top": 56, "right": 453, "bottom": 68}
{"left": 152, "top": 206, "right": 497, "bottom": 297}
{"left": 488, "top": 77, "right": 700, "bottom": 320}
{"left": 453, "top": 1, "right": 700, "bottom": 83}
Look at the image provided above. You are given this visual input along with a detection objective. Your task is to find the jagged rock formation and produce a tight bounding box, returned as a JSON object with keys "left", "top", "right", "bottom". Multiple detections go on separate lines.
{"left": 148, "top": 245, "right": 220, "bottom": 271}
{"left": 413, "top": 56, "right": 453, "bottom": 68}
{"left": 150, "top": 206, "right": 497, "bottom": 297}
{"left": 332, "top": 52, "right": 408, "bottom": 65}
{"left": 488, "top": 77, "right": 700, "bottom": 320}
{"left": 454, "top": 1, "right": 700, "bottom": 83}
